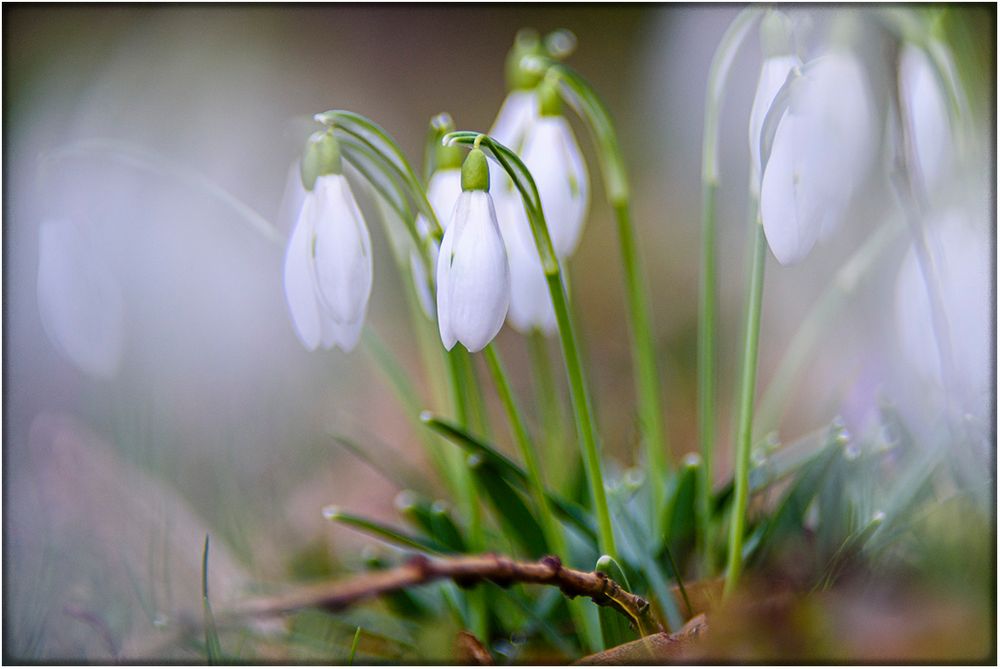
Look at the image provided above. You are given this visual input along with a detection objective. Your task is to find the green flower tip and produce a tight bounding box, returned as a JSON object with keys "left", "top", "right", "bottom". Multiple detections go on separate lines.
{"left": 321, "top": 505, "right": 342, "bottom": 520}
{"left": 538, "top": 78, "right": 562, "bottom": 117}
{"left": 461, "top": 148, "right": 490, "bottom": 192}
{"left": 506, "top": 28, "right": 546, "bottom": 91}
{"left": 300, "top": 130, "right": 342, "bottom": 191}
{"left": 436, "top": 138, "right": 464, "bottom": 171}
{"left": 760, "top": 10, "right": 795, "bottom": 58}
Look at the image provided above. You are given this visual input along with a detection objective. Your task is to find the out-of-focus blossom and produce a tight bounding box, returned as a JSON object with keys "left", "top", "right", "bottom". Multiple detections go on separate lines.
{"left": 410, "top": 165, "right": 462, "bottom": 318}
{"left": 521, "top": 81, "right": 590, "bottom": 259}
{"left": 498, "top": 193, "right": 556, "bottom": 335}
{"left": 36, "top": 218, "right": 125, "bottom": 379}
{"left": 748, "top": 12, "right": 800, "bottom": 195}
{"left": 899, "top": 44, "right": 953, "bottom": 194}
{"left": 894, "top": 209, "right": 990, "bottom": 419}
{"left": 284, "top": 133, "right": 373, "bottom": 352}
{"left": 760, "top": 49, "right": 875, "bottom": 265}
{"left": 436, "top": 149, "right": 510, "bottom": 352}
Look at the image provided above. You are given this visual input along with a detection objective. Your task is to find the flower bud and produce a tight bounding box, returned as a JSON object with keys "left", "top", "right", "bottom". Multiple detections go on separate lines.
{"left": 300, "top": 131, "right": 342, "bottom": 191}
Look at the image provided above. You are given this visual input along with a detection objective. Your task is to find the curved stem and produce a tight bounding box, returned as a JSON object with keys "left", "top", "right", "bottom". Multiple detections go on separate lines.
{"left": 724, "top": 213, "right": 767, "bottom": 597}
{"left": 696, "top": 7, "right": 760, "bottom": 574}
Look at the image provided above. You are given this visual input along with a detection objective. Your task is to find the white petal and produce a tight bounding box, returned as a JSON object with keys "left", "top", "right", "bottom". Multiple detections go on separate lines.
{"left": 895, "top": 209, "right": 990, "bottom": 415}
{"left": 522, "top": 116, "right": 590, "bottom": 259}
{"left": 436, "top": 199, "right": 461, "bottom": 350}
{"left": 489, "top": 91, "right": 539, "bottom": 192}
{"left": 36, "top": 219, "right": 125, "bottom": 378}
{"left": 441, "top": 191, "right": 510, "bottom": 352}
{"left": 748, "top": 54, "right": 800, "bottom": 191}
{"left": 900, "top": 45, "right": 952, "bottom": 192}
{"left": 427, "top": 169, "right": 463, "bottom": 231}
{"left": 409, "top": 249, "right": 436, "bottom": 319}
{"left": 760, "top": 111, "right": 817, "bottom": 265}
{"left": 321, "top": 310, "right": 366, "bottom": 352}
{"left": 760, "top": 50, "right": 874, "bottom": 264}
{"left": 277, "top": 161, "right": 308, "bottom": 236}
{"left": 311, "top": 175, "right": 373, "bottom": 327}
{"left": 497, "top": 193, "right": 556, "bottom": 335}
{"left": 490, "top": 90, "right": 538, "bottom": 150}
{"left": 283, "top": 196, "right": 323, "bottom": 350}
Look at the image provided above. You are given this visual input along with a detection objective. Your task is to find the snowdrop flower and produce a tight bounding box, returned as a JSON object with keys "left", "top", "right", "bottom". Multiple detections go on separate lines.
{"left": 748, "top": 11, "right": 801, "bottom": 195}
{"left": 36, "top": 218, "right": 125, "bottom": 379}
{"left": 760, "top": 48, "right": 875, "bottom": 265}
{"left": 284, "top": 131, "right": 373, "bottom": 352}
{"left": 899, "top": 44, "right": 953, "bottom": 194}
{"left": 521, "top": 79, "right": 590, "bottom": 259}
{"left": 436, "top": 148, "right": 510, "bottom": 352}
{"left": 894, "top": 209, "right": 990, "bottom": 419}
{"left": 498, "top": 193, "right": 557, "bottom": 335}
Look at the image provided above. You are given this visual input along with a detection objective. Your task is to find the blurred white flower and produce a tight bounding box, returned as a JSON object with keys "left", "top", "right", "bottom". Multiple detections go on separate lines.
{"left": 894, "top": 209, "right": 989, "bottom": 418}
{"left": 497, "top": 193, "right": 556, "bottom": 335}
{"left": 748, "top": 53, "right": 801, "bottom": 193}
{"left": 522, "top": 112, "right": 590, "bottom": 259}
{"left": 276, "top": 161, "right": 308, "bottom": 236}
{"left": 409, "top": 166, "right": 462, "bottom": 318}
{"left": 760, "top": 50, "right": 875, "bottom": 265}
{"left": 436, "top": 150, "right": 510, "bottom": 352}
{"left": 284, "top": 173, "right": 373, "bottom": 352}
{"left": 36, "top": 218, "right": 125, "bottom": 379}
{"left": 899, "top": 44, "right": 953, "bottom": 194}
{"left": 491, "top": 90, "right": 539, "bottom": 151}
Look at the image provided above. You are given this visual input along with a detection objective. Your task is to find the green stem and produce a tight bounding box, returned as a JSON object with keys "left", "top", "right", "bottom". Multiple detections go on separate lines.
{"left": 443, "top": 349, "right": 488, "bottom": 639}
{"left": 481, "top": 345, "right": 599, "bottom": 651}
{"left": 754, "top": 217, "right": 904, "bottom": 435}
{"left": 696, "top": 180, "right": 718, "bottom": 571}
{"left": 613, "top": 201, "right": 669, "bottom": 519}
{"left": 528, "top": 332, "right": 567, "bottom": 487}
{"left": 696, "top": 7, "right": 760, "bottom": 574}
{"left": 549, "top": 62, "right": 670, "bottom": 515}
{"left": 547, "top": 273, "right": 617, "bottom": 558}
{"left": 724, "top": 215, "right": 767, "bottom": 597}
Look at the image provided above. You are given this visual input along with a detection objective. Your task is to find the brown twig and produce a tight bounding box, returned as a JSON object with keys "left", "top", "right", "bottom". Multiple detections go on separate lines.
{"left": 233, "top": 553, "right": 662, "bottom": 634}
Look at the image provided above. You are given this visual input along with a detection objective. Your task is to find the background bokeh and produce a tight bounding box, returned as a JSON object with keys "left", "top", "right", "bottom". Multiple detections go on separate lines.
{"left": 4, "top": 5, "right": 994, "bottom": 661}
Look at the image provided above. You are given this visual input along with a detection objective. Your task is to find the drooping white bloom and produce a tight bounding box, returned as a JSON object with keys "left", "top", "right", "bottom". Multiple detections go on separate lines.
{"left": 521, "top": 114, "right": 590, "bottom": 259}
{"left": 748, "top": 53, "right": 801, "bottom": 194}
{"left": 894, "top": 209, "right": 990, "bottom": 419}
{"left": 36, "top": 218, "right": 125, "bottom": 379}
{"left": 490, "top": 89, "right": 539, "bottom": 150}
{"left": 284, "top": 174, "right": 373, "bottom": 352}
{"left": 760, "top": 50, "right": 875, "bottom": 265}
{"left": 497, "top": 193, "right": 557, "bottom": 335}
{"left": 277, "top": 161, "right": 308, "bottom": 236}
{"left": 899, "top": 44, "right": 953, "bottom": 193}
{"left": 436, "top": 186, "right": 510, "bottom": 353}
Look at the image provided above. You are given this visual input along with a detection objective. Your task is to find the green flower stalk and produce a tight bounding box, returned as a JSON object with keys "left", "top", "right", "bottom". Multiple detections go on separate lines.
{"left": 446, "top": 131, "right": 618, "bottom": 559}
{"left": 696, "top": 8, "right": 760, "bottom": 572}
{"left": 527, "top": 58, "right": 671, "bottom": 523}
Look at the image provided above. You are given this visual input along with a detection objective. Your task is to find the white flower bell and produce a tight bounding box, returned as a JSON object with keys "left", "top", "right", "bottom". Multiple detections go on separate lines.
{"left": 436, "top": 148, "right": 511, "bottom": 352}
{"left": 748, "top": 12, "right": 801, "bottom": 195}
{"left": 284, "top": 131, "right": 373, "bottom": 352}
{"left": 521, "top": 80, "right": 590, "bottom": 259}
{"left": 894, "top": 209, "right": 990, "bottom": 419}
{"left": 498, "top": 193, "right": 557, "bottom": 335}
{"left": 759, "top": 48, "right": 875, "bottom": 265}
{"left": 899, "top": 44, "right": 953, "bottom": 194}
{"left": 36, "top": 218, "right": 125, "bottom": 379}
